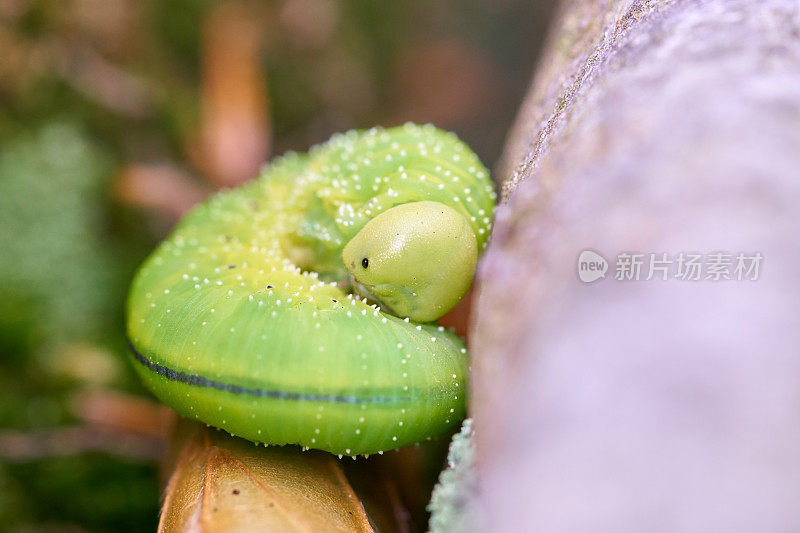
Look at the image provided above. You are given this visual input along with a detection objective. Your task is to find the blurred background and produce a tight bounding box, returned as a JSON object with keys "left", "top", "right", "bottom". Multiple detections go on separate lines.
{"left": 0, "top": 0, "right": 553, "bottom": 530}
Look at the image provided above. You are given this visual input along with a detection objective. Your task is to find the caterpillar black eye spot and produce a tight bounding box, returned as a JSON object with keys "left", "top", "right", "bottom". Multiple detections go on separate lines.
{"left": 362, "top": 258, "right": 369, "bottom": 268}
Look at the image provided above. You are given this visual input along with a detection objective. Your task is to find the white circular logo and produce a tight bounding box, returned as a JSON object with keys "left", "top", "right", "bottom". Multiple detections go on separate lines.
{"left": 577, "top": 250, "right": 608, "bottom": 283}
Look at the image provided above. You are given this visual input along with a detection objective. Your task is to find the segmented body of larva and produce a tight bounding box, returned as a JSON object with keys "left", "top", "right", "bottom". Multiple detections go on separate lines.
{"left": 127, "top": 124, "right": 495, "bottom": 456}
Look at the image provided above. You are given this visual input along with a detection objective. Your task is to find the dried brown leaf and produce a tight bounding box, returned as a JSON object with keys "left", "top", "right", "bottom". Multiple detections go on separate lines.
{"left": 192, "top": 1, "right": 272, "bottom": 188}
{"left": 160, "top": 421, "right": 413, "bottom": 533}
{"left": 0, "top": 426, "right": 162, "bottom": 462}
{"left": 68, "top": 389, "right": 174, "bottom": 439}
{"left": 114, "top": 164, "right": 209, "bottom": 221}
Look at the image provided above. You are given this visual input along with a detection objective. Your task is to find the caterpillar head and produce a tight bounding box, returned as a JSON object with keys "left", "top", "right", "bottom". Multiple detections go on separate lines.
{"left": 343, "top": 201, "right": 478, "bottom": 322}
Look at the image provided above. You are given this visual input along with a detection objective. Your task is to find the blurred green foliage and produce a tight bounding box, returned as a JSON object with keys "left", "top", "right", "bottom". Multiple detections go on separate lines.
{"left": 1, "top": 455, "right": 158, "bottom": 532}
{"left": 0, "top": 123, "right": 122, "bottom": 352}
{"left": 0, "top": 122, "right": 158, "bottom": 531}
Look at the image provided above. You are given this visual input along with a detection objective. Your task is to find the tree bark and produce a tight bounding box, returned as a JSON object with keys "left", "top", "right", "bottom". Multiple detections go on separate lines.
{"left": 472, "top": 0, "right": 800, "bottom": 531}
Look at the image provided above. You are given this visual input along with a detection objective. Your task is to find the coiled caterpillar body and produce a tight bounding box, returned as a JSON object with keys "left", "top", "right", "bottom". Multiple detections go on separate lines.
{"left": 127, "top": 124, "right": 495, "bottom": 456}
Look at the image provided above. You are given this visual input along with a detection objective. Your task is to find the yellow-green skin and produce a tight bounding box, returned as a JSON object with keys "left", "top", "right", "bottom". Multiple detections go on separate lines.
{"left": 343, "top": 201, "right": 478, "bottom": 323}
{"left": 126, "top": 124, "right": 495, "bottom": 456}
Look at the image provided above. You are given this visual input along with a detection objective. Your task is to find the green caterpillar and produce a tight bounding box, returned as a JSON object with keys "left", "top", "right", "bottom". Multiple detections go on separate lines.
{"left": 126, "top": 124, "right": 495, "bottom": 456}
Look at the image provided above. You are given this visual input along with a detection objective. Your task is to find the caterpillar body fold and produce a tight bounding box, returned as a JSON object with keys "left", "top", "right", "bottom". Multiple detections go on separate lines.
{"left": 126, "top": 124, "right": 496, "bottom": 456}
